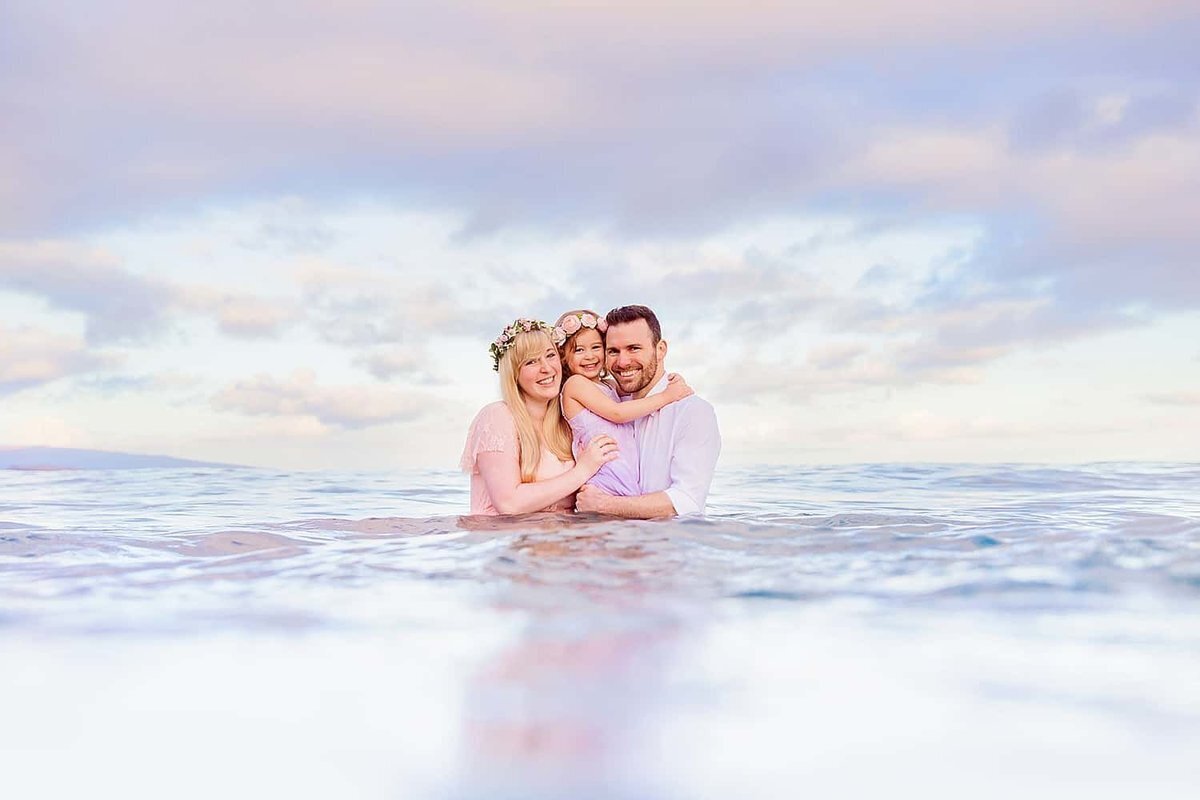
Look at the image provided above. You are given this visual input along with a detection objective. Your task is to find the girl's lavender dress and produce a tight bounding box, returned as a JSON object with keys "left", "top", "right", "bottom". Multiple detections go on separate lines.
{"left": 567, "top": 381, "right": 643, "bottom": 496}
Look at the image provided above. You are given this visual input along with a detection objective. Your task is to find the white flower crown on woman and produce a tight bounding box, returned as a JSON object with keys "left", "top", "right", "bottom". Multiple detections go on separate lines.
{"left": 550, "top": 312, "right": 607, "bottom": 347}
{"left": 489, "top": 318, "right": 553, "bottom": 371}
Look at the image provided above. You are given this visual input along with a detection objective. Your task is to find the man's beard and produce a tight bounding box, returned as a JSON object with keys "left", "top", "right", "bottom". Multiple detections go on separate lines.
{"left": 614, "top": 351, "right": 659, "bottom": 396}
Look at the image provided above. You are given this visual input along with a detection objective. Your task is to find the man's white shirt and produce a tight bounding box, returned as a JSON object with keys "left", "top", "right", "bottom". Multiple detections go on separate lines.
{"left": 627, "top": 373, "right": 721, "bottom": 515}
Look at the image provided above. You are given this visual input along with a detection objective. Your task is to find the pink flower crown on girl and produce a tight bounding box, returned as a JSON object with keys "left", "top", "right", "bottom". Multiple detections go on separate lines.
{"left": 550, "top": 312, "right": 607, "bottom": 347}
{"left": 489, "top": 318, "right": 554, "bottom": 371}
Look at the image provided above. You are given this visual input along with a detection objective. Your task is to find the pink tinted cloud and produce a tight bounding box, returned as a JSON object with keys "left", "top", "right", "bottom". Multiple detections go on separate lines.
{"left": 0, "top": 325, "right": 114, "bottom": 394}
{"left": 176, "top": 288, "right": 298, "bottom": 339}
{"left": 212, "top": 369, "right": 428, "bottom": 428}
{"left": 3, "top": 0, "right": 1197, "bottom": 330}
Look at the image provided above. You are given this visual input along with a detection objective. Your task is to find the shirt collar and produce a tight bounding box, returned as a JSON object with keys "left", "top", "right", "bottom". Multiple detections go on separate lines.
{"left": 643, "top": 372, "right": 670, "bottom": 399}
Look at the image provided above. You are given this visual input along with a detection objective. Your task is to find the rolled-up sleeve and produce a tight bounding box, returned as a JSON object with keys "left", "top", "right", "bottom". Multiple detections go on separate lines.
{"left": 664, "top": 401, "right": 721, "bottom": 516}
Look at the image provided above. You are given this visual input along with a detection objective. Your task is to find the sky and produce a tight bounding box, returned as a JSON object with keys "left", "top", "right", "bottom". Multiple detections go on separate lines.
{"left": 1, "top": 1, "right": 1198, "bottom": 469}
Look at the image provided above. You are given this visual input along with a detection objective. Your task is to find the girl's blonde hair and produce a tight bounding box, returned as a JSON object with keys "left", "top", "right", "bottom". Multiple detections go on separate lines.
{"left": 553, "top": 308, "right": 607, "bottom": 378}
{"left": 497, "top": 329, "right": 573, "bottom": 482}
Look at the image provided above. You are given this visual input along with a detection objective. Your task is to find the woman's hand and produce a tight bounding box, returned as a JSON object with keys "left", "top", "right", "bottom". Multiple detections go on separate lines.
{"left": 578, "top": 434, "right": 620, "bottom": 475}
{"left": 663, "top": 373, "right": 694, "bottom": 403}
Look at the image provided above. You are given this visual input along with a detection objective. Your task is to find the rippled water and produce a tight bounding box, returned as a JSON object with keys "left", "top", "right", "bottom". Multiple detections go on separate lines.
{"left": 2, "top": 463, "right": 1198, "bottom": 798}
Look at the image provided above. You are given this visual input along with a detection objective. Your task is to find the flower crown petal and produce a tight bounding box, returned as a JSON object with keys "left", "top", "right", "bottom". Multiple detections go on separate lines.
{"left": 488, "top": 317, "right": 553, "bottom": 369}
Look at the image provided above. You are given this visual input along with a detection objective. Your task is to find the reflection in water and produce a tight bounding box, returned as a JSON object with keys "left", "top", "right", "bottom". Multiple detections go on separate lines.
{"left": 460, "top": 525, "right": 684, "bottom": 797}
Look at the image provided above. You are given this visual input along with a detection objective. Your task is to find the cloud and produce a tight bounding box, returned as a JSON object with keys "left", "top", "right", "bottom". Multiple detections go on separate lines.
{"left": 356, "top": 350, "right": 422, "bottom": 381}
{"left": 177, "top": 288, "right": 298, "bottom": 339}
{"left": 0, "top": 324, "right": 113, "bottom": 394}
{"left": 2, "top": 1, "right": 1197, "bottom": 419}
{"left": 1008, "top": 89, "right": 1197, "bottom": 153}
{"left": 807, "top": 342, "right": 870, "bottom": 371}
{"left": 0, "top": 240, "right": 298, "bottom": 342}
{"left": 704, "top": 350, "right": 899, "bottom": 406}
{"left": 560, "top": 233, "right": 1074, "bottom": 389}
{"left": 0, "top": 241, "right": 175, "bottom": 342}
{"left": 563, "top": 245, "right": 841, "bottom": 344}
{"left": 840, "top": 117, "right": 1200, "bottom": 310}
{"left": 298, "top": 263, "right": 489, "bottom": 346}
{"left": 212, "top": 369, "right": 428, "bottom": 429}
{"left": 5, "top": 1, "right": 1197, "bottom": 238}
{"left": 834, "top": 291, "right": 1145, "bottom": 380}
{"left": 212, "top": 299, "right": 295, "bottom": 338}
{"left": 699, "top": 291, "right": 1130, "bottom": 404}
{"left": 354, "top": 349, "right": 444, "bottom": 384}
{"left": 234, "top": 197, "right": 338, "bottom": 254}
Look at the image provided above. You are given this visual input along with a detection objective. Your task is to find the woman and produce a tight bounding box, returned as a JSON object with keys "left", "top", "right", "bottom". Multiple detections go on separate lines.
{"left": 461, "top": 318, "right": 619, "bottom": 515}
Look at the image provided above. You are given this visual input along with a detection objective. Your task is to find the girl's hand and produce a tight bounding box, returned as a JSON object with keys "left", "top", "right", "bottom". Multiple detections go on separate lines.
{"left": 578, "top": 434, "right": 620, "bottom": 475}
{"left": 663, "top": 373, "right": 694, "bottom": 403}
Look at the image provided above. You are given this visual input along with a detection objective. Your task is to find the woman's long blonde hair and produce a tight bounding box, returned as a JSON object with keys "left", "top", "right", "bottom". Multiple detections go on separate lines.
{"left": 497, "top": 329, "right": 574, "bottom": 482}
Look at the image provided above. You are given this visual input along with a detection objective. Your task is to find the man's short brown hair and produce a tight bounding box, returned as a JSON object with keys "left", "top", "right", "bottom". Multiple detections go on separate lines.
{"left": 605, "top": 305, "right": 662, "bottom": 344}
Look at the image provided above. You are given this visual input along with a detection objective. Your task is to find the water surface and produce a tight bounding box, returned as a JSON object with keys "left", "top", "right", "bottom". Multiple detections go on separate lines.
{"left": 1, "top": 463, "right": 1198, "bottom": 798}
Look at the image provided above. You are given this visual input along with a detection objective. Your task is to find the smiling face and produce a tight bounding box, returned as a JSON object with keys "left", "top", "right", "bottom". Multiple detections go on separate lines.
{"left": 564, "top": 327, "right": 605, "bottom": 380}
{"left": 515, "top": 337, "right": 563, "bottom": 403}
{"left": 605, "top": 319, "right": 667, "bottom": 398}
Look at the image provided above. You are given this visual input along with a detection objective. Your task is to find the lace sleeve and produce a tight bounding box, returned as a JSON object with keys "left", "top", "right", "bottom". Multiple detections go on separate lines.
{"left": 460, "top": 402, "right": 519, "bottom": 474}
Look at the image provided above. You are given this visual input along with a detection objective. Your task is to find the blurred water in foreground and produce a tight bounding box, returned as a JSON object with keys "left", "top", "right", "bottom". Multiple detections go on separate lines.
{"left": 1, "top": 463, "right": 1198, "bottom": 798}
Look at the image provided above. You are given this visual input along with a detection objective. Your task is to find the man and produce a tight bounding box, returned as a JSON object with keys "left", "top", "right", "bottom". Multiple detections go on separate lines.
{"left": 575, "top": 305, "right": 721, "bottom": 518}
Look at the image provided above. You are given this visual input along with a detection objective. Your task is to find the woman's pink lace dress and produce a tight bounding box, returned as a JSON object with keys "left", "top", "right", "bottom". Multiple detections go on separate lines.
{"left": 460, "top": 402, "right": 575, "bottom": 515}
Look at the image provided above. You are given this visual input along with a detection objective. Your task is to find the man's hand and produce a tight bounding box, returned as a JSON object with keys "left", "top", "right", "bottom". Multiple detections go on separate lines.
{"left": 576, "top": 484, "right": 614, "bottom": 515}
{"left": 577, "top": 484, "right": 677, "bottom": 519}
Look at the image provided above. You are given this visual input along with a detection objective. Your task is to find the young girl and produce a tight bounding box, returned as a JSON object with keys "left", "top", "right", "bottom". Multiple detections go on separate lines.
{"left": 551, "top": 309, "right": 693, "bottom": 496}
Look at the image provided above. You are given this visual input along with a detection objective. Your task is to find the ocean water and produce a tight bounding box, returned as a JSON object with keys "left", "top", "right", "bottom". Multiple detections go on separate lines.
{"left": 1, "top": 463, "right": 1198, "bottom": 799}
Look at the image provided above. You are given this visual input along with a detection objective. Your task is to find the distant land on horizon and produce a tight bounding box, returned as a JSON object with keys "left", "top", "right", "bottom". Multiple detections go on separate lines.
{"left": 0, "top": 446, "right": 243, "bottom": 471}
